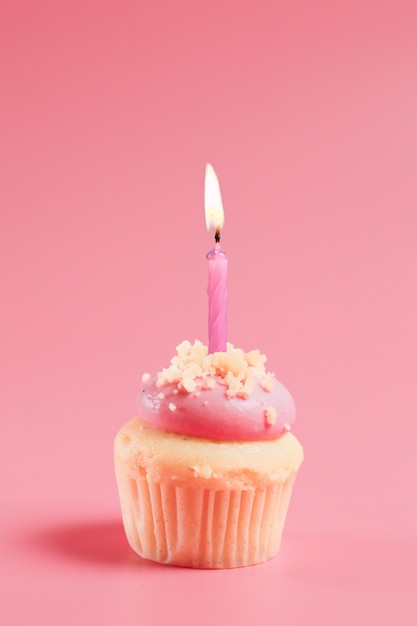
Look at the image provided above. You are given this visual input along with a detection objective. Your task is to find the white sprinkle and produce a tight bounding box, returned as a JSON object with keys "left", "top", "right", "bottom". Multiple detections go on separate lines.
{"left": 141, "top": 372, "right": 151, "bottom": 383}
{"left": 182, "top": 376, "right": 197, "bottom": 393}
{"left": 157, "top": 392, "right": 164, "bottom": 400}
{"left": 259, "top": 378, "right": 274, "bottom": 392}
{"left": 264, "top": 406, "right": 277, "bottom": 426}
{"left": 283, "top": 422, "right": 291, "bottom": 431}
{"left": 168, "top": 402, "right": 176, "bottom": 411}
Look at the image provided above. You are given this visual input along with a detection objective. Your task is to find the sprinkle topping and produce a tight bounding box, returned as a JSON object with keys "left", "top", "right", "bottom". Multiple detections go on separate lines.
{"left": 264, "top": 406, "right": 277, "bottom": 425}
{"left": 155, "top": 340, "right": 275, "bottom": 399}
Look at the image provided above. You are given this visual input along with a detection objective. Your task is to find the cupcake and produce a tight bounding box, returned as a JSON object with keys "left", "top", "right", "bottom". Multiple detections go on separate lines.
{"left": 114, "top": 340, "right": 303, "bottom": 568}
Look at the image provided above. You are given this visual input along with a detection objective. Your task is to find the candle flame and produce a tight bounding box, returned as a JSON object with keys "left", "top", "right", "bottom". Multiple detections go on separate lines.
{"left": 205, "top": 163, "right": 224, "bottom": 233}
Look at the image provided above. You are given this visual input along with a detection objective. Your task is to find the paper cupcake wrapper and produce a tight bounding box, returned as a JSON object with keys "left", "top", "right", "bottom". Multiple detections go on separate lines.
{"left": 116, "top": 472, "right": 297, "bottom": 568}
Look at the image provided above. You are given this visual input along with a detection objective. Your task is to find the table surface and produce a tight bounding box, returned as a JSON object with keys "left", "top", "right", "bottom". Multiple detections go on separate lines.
{"left": 1, "top": 1, "right": 417, "bottom": 625}
{"left": 3, "top": 514, "right": 416, "bottom": 626}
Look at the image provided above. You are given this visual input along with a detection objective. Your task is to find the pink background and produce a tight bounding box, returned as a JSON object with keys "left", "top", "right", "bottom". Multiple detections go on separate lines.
{"left": 1, "top": 1, "right": 416, "bottom": 624}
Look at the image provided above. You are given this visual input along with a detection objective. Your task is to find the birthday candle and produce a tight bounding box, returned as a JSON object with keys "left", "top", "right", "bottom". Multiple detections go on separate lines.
{"left": 204, "top": 164, "right": 228, "bottom": 353}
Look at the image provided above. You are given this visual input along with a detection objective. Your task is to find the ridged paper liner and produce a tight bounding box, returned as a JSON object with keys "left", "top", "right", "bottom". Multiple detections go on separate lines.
{"left": 117, "top": 472, "right": 296, "bottom": 568}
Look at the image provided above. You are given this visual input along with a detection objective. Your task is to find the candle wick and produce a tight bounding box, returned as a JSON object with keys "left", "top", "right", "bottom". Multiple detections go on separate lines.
{"left": 215, "top": 226, "right": 221, "bottom": 243}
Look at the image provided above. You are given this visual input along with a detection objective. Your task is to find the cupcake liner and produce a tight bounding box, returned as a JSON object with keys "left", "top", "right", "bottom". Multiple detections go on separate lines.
{"left": 116, "top": 469, "right": 297, "bottom": 568}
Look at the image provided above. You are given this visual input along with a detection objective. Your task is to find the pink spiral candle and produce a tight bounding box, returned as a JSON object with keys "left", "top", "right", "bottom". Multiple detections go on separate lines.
{"left": 207, "top": 241, "right": 228, "bottom": 353}
{"left": 204, "top": 164, "right": 228, "bottom": 353}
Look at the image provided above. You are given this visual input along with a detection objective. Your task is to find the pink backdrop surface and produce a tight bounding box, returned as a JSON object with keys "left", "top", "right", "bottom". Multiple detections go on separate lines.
{"left": 1, "top": 1, "right": 416, "bottom": 624}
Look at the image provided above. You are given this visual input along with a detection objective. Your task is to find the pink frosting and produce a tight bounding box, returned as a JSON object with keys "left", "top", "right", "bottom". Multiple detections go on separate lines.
{"left": 137, "top": 374, "right": 296, "bottom": 442}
